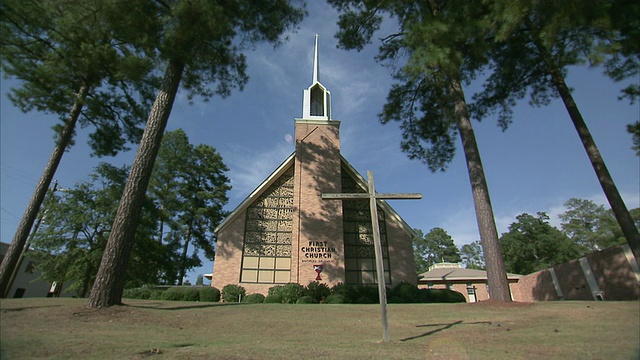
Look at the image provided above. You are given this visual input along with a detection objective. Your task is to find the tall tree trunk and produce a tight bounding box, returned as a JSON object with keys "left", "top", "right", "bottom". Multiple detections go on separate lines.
{"left": 449, "top": 76, "right": 512, "bottom": 302}
{"left": 535, "top": 41, "right": 640, "bottom": 266}
{"left": 3, "top": 183, "right": 56, "bottom": 297}
{"left": 79, "top": 261, "right": 93, "bottom": 298}
{"left": 0, "top": 85, "right": 89, "bottom": 298}
{"left": 87, "top": 59, "right": 184, "bottom": 308}
{"left": 178, "top": 223, "right": 192, "bottom": 286}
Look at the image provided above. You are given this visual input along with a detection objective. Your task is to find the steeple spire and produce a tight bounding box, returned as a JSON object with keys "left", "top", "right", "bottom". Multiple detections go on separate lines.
{"left": 299, "top": 35, "right": 332, "bottom": 121}
{"left": 313, "top": 34, "right": 319, "bottom": 84}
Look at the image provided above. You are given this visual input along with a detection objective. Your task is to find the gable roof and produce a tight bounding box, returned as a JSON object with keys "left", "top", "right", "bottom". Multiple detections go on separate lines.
{"left": 418, "top": 266, "right": 521, "bottom": 282}
{"left": 214, "top": 153, "right": 417, "bottom": 238}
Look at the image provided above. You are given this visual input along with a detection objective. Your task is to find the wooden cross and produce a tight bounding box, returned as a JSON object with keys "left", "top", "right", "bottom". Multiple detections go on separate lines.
{"left": 322, "top": 170, "right": 422, "bottom": 342}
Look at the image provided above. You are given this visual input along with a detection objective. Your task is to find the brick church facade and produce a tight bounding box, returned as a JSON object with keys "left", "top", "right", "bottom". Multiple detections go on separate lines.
{"left": 211, "top": 37, "right": 417, "bottom": 295}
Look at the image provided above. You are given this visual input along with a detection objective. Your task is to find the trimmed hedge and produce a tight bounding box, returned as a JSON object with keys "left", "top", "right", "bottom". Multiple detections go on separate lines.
{"left": 305, "top": 281, "right": 331, "bottom": 303}
{"left": 122, "top": 287, "right": 163, "bottom": 300}
{"left": 418, "top": 288, "right": 466, "bottom": 303}
{"left": 161, "top": 287, "right": 199, "bottom": 301}
{"left": 264, "top": 294, "right": 283, "bottom": 303}
{"left": 296, "top": 295, "right": 318, "bottom": 304}
{"left": 128, "top": 283, "right": 467, "bottom": 305}
{"left": 281, "top": 283, "right": 306, "bottom": 304}
{"left": 222, "top": 284, "right": 246, "bottom": 303}
{"left": 244, "top": 293, "right": 266, "bottom": 303}
{"left": 324, "top": 294, "right": 345, "bottom": 304}
{"left": 199, "top": 287, "right": 221, "bottom": 302}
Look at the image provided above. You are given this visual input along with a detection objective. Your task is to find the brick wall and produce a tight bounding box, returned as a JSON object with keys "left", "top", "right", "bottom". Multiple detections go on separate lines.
{"left": 513, "top": 244, "right": 639, "bottom": 301}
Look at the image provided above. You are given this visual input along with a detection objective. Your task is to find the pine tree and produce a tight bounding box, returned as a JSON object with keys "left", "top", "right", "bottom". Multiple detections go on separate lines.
{"left": 472, "top": 0, "right": 640, "bottom": 265}
{"left": 0, "top": 0, "right": 157, "bottom": 297}
{"left": 329, "top": 0, "right": 512, "bottom": 301}
{"left": 150, "top": 129, "right": 230, "bottom": 285}
{"left": 87, "top": 0, "right": 305, "bottom": 308}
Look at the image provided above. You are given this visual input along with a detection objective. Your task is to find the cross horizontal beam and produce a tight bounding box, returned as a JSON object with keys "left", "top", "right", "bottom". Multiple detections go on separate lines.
{"left": 321, "top": 193, "right": 422, "bottom": 200}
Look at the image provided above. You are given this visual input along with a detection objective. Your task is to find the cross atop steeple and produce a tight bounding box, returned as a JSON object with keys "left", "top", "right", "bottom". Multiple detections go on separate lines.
{"left": 299, "top": 35, "right": 332, "bottom": 121}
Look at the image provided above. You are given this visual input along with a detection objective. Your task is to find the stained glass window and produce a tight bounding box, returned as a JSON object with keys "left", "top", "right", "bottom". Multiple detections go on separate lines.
{"left": 240, "top": 166, "right": 294, "bottom": 283}
{"left": 341, "top": 167, "right": 391, "bottom": 285}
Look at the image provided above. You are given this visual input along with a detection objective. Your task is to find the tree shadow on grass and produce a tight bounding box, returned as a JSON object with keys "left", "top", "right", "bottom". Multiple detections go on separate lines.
{"left": 124, "top": 302, "right": 249, "bottom": 311}
{"left": 1, "top": 304, "right": 62, "bottom": 312}
{"left": 400, "top": 320, "right": 492, "bottom": 342}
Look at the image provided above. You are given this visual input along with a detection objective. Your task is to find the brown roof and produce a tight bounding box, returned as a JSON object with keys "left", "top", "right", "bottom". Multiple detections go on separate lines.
{"left": 418, "top": 267, "right": 521, "bottom": 282}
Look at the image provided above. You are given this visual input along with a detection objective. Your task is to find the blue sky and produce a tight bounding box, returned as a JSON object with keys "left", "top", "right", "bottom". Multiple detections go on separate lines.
{"left": 1, "top": 2, "right": 638, "bottom": 284}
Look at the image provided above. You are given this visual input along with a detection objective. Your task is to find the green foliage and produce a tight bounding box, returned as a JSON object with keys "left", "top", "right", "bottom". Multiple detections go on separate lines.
{"left": 413, "top": 228, "right": 461, "bottom": 273}
{"left": 30, "top": 163, "right": 184, "bottom": 292}
{"left": 329, "top": 1, "right": 494, "bottom": 171}
{"left": 280, "top": 283, "right": 306, "bottom": 304}
{"left": 88, "top": 0, "right": 306, "bottom": 308}
{"left": 0, "top": 0, "right": 156, "bottom": 156}
{"left": 264, "top": 294, "right": 283, "bottom": 304}
{"left": 472, "top": 1, "right": 634, "bottom": 124}
{"left": 244, "top": 293, "right": 265, "bottom": 304}
{"left": 418, "top": 289, "right": 467, "bottom": 303}
{"left": 150, "top": 129, "right": 231, "bottom": 284}
{"left": 560, "top": 198, "right": 638, "bottom": 254}
{"left": 324, "top": 294, "right": 345, "bottom": 304}
{"left": 629, "top": 121, "right": 640, "bottom": 156}
{"left": 329, "top": 0, "right": 512, "bottom": 302}
{"left": 500, "top": 212, "right": 581, "bottom": 274}
{"left": 221, "top": 284, "right": 246, "bottom": 303}
{"left": 460, "top": 241, "right": 485, "bottom": 270}
{"left": 389, "top": 283, "right": 421, "bottom": 304}
{"left": 199, "top": 287, "right": 221, "bottom": 302}
{"left": 295, "top": 296, "right": 318, "bottom": 304}
{"left": 353, "top": 285, "right": 379, "bottom": 304}
{"left": 122, "top": 287, "right": 163, "bottom": 300}
{"left": 161, "top": 287, "right": 186, "bottom": 301}
{"left": 330, "top": 283, "right": 357, "bottom": 304}
{"left": 304, "top": 281, "right": 331, "bottom": 303}
{"left": 268, "top": 285, "right": 284, "bottom": 298}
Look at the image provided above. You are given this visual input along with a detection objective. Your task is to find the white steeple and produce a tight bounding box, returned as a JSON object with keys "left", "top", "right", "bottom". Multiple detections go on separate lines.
{"left": 312, "top": 34, "right": 320, "bottom": 84}
{"left": 299, "top": 35, "right": 332, "bottom": 121}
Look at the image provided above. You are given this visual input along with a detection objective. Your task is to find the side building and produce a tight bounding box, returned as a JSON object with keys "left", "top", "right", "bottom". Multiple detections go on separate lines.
{"left": 0, "top": 242, "right": 52, "bottom": 298}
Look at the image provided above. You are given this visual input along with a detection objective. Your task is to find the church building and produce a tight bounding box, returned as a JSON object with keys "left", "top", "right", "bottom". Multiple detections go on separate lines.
{"left": 211, "top": 37, "right": 417, "bottom": 295}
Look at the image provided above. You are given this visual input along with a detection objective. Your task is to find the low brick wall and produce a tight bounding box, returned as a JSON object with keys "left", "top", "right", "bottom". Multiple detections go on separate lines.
{"left": 513, "top": 244, "right": 639, "bottom": 302}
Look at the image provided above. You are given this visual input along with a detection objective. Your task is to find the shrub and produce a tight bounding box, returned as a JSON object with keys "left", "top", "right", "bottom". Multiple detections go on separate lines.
{"left": 387, "top": 296, "right": 405, "bottom": 304}
{"left": 296, "top": 295, "right": 318, "bottom": 304}
{"left": 244, "top": 293, "right": 266, "bottom": 303}
{"left": 390, "top": 282, "right": 421, "bottom": 303}
{"left": 353, "top": 285, "right": 379, "bottom": 304}
{"left": 222, "top": 284, "right": 246, "bottom": 303}
{"left": 162, "top": 287, "right": 186, "bottom": 301}
{"left": 180, "top": 287, "right": 200, "bottom": 301}
{"left": 418, "top": 289, "right": 466, "bottom": 303}
{"left": 280, "top": 283, "right": 305, "bottom": 304}
{"left": 330, "top": 283, "right": 357, "bottom": 304}
{"left": 199, "top": 287, "right": 221, "bottom": 302}
{"left": 324, "top": 294, "right": 345, "bottom": 304}
{"left": 305, "top": 281, "right": 331, "bottom": 303}
{"left": 264, "top": 294, "right": 283, "bottom": 303}
{"left": 123, "top": 287, "right": 162, "bottom": 300}
{"left": 268, "top": 285, "right": 284, "bottom": 298}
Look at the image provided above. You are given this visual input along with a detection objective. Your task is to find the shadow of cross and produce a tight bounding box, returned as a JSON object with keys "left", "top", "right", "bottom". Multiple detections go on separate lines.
{"left": 322, "top": 170, "right": 422, "bottom": 343}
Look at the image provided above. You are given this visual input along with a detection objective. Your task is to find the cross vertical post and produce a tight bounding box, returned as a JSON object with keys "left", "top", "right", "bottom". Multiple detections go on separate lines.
{"left": 322, "top": 170, "right": 421, "bottom": 342}
{"left": 367, "top": 170, "right": 390, "bottom": 342}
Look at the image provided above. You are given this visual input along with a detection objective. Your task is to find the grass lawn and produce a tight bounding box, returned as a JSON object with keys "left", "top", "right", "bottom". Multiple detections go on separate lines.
{"left": 1, "top": 298, "right": 638, "bottom": 359}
